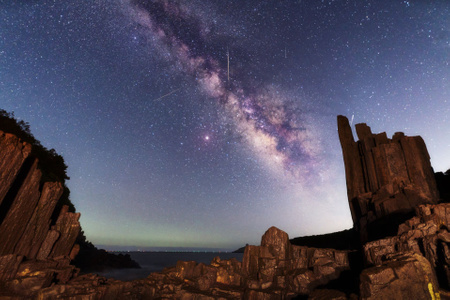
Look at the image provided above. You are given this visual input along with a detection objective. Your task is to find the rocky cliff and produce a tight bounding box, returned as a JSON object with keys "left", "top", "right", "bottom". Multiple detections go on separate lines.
{"left": 0, "top": 130, "right": 81, "bottom": 295}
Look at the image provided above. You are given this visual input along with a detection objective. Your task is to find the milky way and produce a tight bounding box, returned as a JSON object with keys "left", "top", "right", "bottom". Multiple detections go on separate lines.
{"left": 122, "top": 0, "right": 322, "bottom": 180}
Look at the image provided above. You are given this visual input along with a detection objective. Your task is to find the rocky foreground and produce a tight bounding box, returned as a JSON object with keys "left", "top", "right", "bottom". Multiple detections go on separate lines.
{"left": 1, "top": 116, "right": 450, "bottom": 299}
{"left": 34, "top": 227, "right": 351, "bottom": 299}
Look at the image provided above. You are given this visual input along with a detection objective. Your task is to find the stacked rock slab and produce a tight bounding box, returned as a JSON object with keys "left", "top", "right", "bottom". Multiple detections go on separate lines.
{"left": 337, "top": 115, "right": 439, "bottom": 241}
{"left": 0, "top": 130, "right": 80, "bottom": 296}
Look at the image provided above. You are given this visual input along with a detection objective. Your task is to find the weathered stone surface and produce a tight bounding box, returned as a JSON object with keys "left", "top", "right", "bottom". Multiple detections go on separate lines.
{"left": 261, "top": 226, "right": 291, "bottom": 260}
{"left": 337, "top": 115, "right": 439, "bottom": 241}
{"left": 69, "top": 244, "right": 80, "bottom": 261}
{"left": 360, "top": 252, "right": 440, "bottom": 300}
{"left": 401, "top": 136, "right": 440, "bottom": 201}
{"left": 211, "top": 257, "right": 241, "bottom": 286}
{"left": 36, "top": 230, "right": 60, "bottom": 260}
{"left": 0, "top": 255, "right": 23, "bottom": 281}
{"left": 36, "top": 274, "right": 155, "bottom": 300}
{"left": 0, "top": 131, "right": 32, "bottom": 206}
{"left": 14, "top": 181, "right": 63, "bottom": 259}
{"left": 242, "top": 245, "right": 260, "bottom": 277}
{"left": 49, "top": 205, "right": 81, "bottom": 259}
{"left": 0, "top": 159, "right": 41, "bottom": 256}
{"left": 362, "top": 202, "right": 450, "bottom": 292}
{"left": 337, "top": 115, "right": 365, "bottom": 223}
{"left": 4, "top": 271, "right": 54, "bottom": 296}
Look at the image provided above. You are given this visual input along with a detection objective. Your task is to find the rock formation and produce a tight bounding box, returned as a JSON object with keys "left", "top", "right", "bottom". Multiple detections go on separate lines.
{"left": 362, "top": 203, "right": 450, "bottom": 292}
{"left": 0, "top": 130, "right": 81, "bottom": 296}
{"left": 337, "top": 115, "right": 439, "bottom": 242}
{"left": 34, "top": 226, "right": 350, "bottom": 299}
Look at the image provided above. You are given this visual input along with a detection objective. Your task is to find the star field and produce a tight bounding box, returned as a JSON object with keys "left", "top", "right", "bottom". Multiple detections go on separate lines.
{"left": 1, "top": 0, "right": 449, "bottom": 250}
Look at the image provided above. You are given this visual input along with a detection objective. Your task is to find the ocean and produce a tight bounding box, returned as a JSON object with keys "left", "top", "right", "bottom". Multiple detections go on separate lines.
{"left": 95, "top": 252, "right": 244, "bottom": 281}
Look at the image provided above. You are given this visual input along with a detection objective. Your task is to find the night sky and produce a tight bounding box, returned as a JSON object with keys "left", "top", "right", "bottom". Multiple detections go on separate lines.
{"left": 1, "top": 0, "right": 449, "bottom": 251}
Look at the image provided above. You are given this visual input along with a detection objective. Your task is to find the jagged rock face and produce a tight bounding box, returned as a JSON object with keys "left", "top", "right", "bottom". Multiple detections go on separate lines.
{"left": 362, "top": 203, "right": 450, "bottom": 291}
{"left": 0, "top": 130, "right": 80, "bottom": 295}
{"left": 337, "top": 116, "right": 439, "bottom": 241}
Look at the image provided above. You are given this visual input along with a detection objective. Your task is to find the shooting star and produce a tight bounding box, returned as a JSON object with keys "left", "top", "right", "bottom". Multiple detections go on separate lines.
{"left": 226, "top": 47, "right": 230, "bottom": 82}
{"left": 350, "top": 114, "right": 354, "bottom": 126}
{"left": 153, "top": 88, "right": 181, "bottom": 101}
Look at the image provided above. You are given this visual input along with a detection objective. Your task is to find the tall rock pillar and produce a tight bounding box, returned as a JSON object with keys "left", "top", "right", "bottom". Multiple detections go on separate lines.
{"left": 337, "top": 116, "right": 439, "bottom": 241}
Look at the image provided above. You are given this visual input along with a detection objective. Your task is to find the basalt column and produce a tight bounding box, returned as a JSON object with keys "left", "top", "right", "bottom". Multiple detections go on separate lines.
{"left": 337, "top": 115, "right": 439, "bottom": 241}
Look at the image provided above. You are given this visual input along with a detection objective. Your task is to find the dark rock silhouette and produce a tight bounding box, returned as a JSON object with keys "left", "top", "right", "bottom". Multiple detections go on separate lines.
{"left": 435, "top": 169, "right": 450, "bottom": 202}
{"left": 73, "top": 237, "right": 140, "bottom": 272}
{"left": 290, "top": 228, "right": 360, "bottom": 250}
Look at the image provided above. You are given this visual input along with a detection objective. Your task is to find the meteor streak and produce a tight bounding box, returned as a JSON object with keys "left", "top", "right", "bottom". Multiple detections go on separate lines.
{"left": 226, "top": 47, "right": 230, "bottom": 82}
{"left": 153, "top": 88, "right": 181, "bottom": 101}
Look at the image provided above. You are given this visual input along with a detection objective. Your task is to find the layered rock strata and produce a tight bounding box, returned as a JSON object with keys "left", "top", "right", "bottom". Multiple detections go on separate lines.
{"left": 337, "top": 115, "right": 439, "bottom": 241}
{"left": 0, "top": 130, "right": 81, "bottom": 295}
